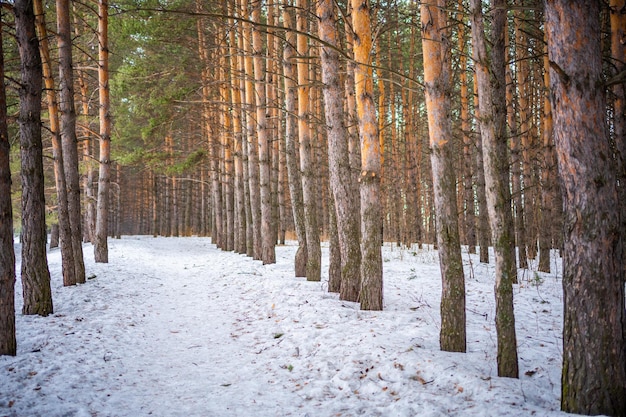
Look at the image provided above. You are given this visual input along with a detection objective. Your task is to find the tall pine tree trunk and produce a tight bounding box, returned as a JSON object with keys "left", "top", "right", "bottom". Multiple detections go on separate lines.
{"left": 15, "top": 0, "right": 54, "bottom": 316}
{"left": 34, "top": 0, "right": 75, "bottom": 286}
{"left": 0, "top": 15, "right": 16, "bottom": 355}
{"left": 296, "top": 0, "right": 321, "bottom": 281}
{"left": 282, "top": 4, "right": 307, "bottom": 277}
{"left": 421, "top": 0, "right": 466, "bottom": 352}
{"left": 55, "top": 0, "right": 85, "bottom": 281}
{"left": 318, "top": 0, "right": 361, "bottom": 300}
{"left": 545, "top": 1, "right": 626, "bottom": 414}
{"left": 352, "top": 0, "right": 383, "bottom": 310}
{"left": 471, "top": 0, "right": 518, "bottom": 378}
{"left": 251, "top": 0, "right": 275, "bottom": 264}
{"left": 94, "top": 0, "right": 111, "bottom": 263}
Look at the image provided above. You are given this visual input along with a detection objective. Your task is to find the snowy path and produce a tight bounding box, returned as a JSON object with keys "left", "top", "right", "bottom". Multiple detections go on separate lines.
{"left": 1, "top": 237, "right": 572, "bottom": 416}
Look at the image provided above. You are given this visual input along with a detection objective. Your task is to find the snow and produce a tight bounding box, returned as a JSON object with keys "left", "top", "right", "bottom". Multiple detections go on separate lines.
{"left": 1, "top": 236, "right": 578, "bottom": 417}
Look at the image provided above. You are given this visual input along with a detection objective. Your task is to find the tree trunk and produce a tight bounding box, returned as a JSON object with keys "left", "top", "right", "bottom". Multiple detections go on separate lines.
{"left": 34, "top": 0, "right": 76, "bottom": 286}
{"left": 94, "top": 0, "right": 111, "bottom": 263}
{"left": 318, "top": 0, "right": 361, "bottom": 300}
{"left": 458, "top": 5, "right": 476, "bottom": 254}
{"left": 0, "top": 16, "right": 16, "bottom": 355}
{"left": 352, "top": 0, "right": 383, "bottom": 310}
{"left": 15, "top": 0, "right": 54, "bottom": 316}
{"left": 251, "top": 0, "right": 275, "bottom": 264}
{"left": 471, "top": 0, "right": 519, "bottom": 378}
{"left": 242, "top": 0, "right": 262, "bottom": 260}
{"left": 538, "top": 37, "right": 556, "bottom": 273}
{"left": 282, "top": 4, "right": 307, "bottom": 277}
{"left": 296, "top": 0, "right": 321, "bottom": 281}
{"left": 55, "top": 0, "right": 86, "bottom": 282}
{"left": 505, "top": 28, "right": 528, "bottom": 270}
{"left": 421, "top": 0, "right": 466, "bottom": 352}
{"left": 610, "top": 0, "right": 626, "bottom": 284}
{"left": 328, "top": 194, "right": 341, "bottom": 293}
{"left": 473, "top": 81, "right": 490, "bottom": 264}
{"left": 545, "top": 1, "right": 626, "bottom": 414}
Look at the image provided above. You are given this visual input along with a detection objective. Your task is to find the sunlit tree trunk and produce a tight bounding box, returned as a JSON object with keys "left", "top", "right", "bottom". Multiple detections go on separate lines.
{"left": 251, "top": 0, "right": 275, "bottom": 264}
{"left": 0, "top": 16, "right": 16, "bottom": 355}
{"left": 296, "top": 0, "right": 321, "bottom": 281}
{"left": 352, "top": 0, "right": 382, "bottom": 310}
{"left": 421, "top": 0, "right": 466, "bottom": 352}
{"left": 94, "top": 0, "right": 111, "bottom": 263}
{"left": 34, "top": 0, "right": 75, "bottom": 286}
{"left": 318, "top": 0, "right": 361, "bottom": 299}
{"left": 282, "top": 4, "right": 307, "bottom": 277}
{"left": 55, "top": 0, "right": 86, "bottom": 281}
{"left": 545, "top": 1, "right": 626, "bottom": 414}
{"left": 471, "top": 0, "right": 519, "bottom": 378}
{"left": 15, "top": 0, "right": 54, "bottom": 316}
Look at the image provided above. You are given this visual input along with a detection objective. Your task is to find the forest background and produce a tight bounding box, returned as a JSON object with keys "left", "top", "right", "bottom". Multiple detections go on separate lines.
{"left": 0, "top": 0, "right": 625, "bottom": 416}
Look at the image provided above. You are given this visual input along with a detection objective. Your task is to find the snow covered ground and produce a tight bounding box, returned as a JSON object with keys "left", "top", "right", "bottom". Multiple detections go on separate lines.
{"left": 1, "top": 236, "right": 576, "bottom": 417}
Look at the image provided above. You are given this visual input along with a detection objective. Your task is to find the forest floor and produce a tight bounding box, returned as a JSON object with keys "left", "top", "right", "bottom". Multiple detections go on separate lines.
{"left": 1, "top": 236, "right": 577, "bottom": 416}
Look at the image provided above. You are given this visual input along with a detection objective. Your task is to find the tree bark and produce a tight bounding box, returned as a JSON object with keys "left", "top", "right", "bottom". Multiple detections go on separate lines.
{"left": 15, "top": 0, "right": 54, "bottom": 316}
{"left": 545, "top": 1, "right": 626, "bottom": 414}
{"left": 421, "top": 0, "right": 466, "bottom": 352}
{"left": 282, "top": 4, "right": 307, "bottom": 277}
{"left": 318, "top": 0, "right": 361, "bottom": 300}
{"left": 251, "top": 0, "right": 275, "bottom": 264}
{"left": 94, "top": 0, "right": 111, "bottom": 263}
{"left": 296, "top": 0, "right": 321, "bottom": 281}
{"left": 34, "top": 0, "right": 76, "bottom": 286}
{"left": 56, "top": 0, "right": 86, "bottom": 281}
{"left": 0, "top": 15, "right": 16, "bottom": 355}
{"left": 352, "top": 0, "right": 383, "bottom": 310}
{"left": 471, "top": 0, "right": 519, "bottom": 378}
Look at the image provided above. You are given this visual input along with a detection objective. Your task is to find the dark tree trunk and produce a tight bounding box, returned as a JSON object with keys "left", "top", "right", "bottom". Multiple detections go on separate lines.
{"left": 545, "top": 1, "right": 626, "bottom": 414}
{"left": 0, "top": 16, "right": 16, "bottom": 355}
{"left": 15, "top": 0, "right": 54, "bottom": 316}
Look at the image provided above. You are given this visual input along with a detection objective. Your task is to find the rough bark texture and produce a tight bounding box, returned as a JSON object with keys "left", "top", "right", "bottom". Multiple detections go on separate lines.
{"left": 0, "top": 17, "right": 16, "bottom": 355}
{"left": 251, "top": 0, "right": 275, "bottom": 264}
{"left": 318, "top": 0, "right": 361, "bottom": 300}
{"left": 15, "top": 0, "right": 54, "bottom": 316}
{"left": 34, "top": 0, "right": 75, "bottom": 286}
{"left": 280, "top": 5, "right": 307, "bottom": 276}
{"left": 296, "top": 0, "right": 321, "bottom": 281}
{"left": 421, "top": 0, "right": 466, "bottom": 352}
{"left": 471, "top": 0, "right": 518, "bottom": 378}
{"left": 473, "top": 82, "right": 490, "bottom": 264}
{"left": 56, "top": 0, "right": 86, "bottom": 281}
{"left": 94, "top": 0, "right": 111, "bottom": 263}
{"left": 352, "top": 0, "right": 383, "bottom": 310}
{"left": 610, "top": 0, "right": 626, "bottom": 285}
{"left": 545, "top": 1, "right": 626, "bottom": 414}
{"left": 327, "top": 194, "right": 341, "bottom": 293}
